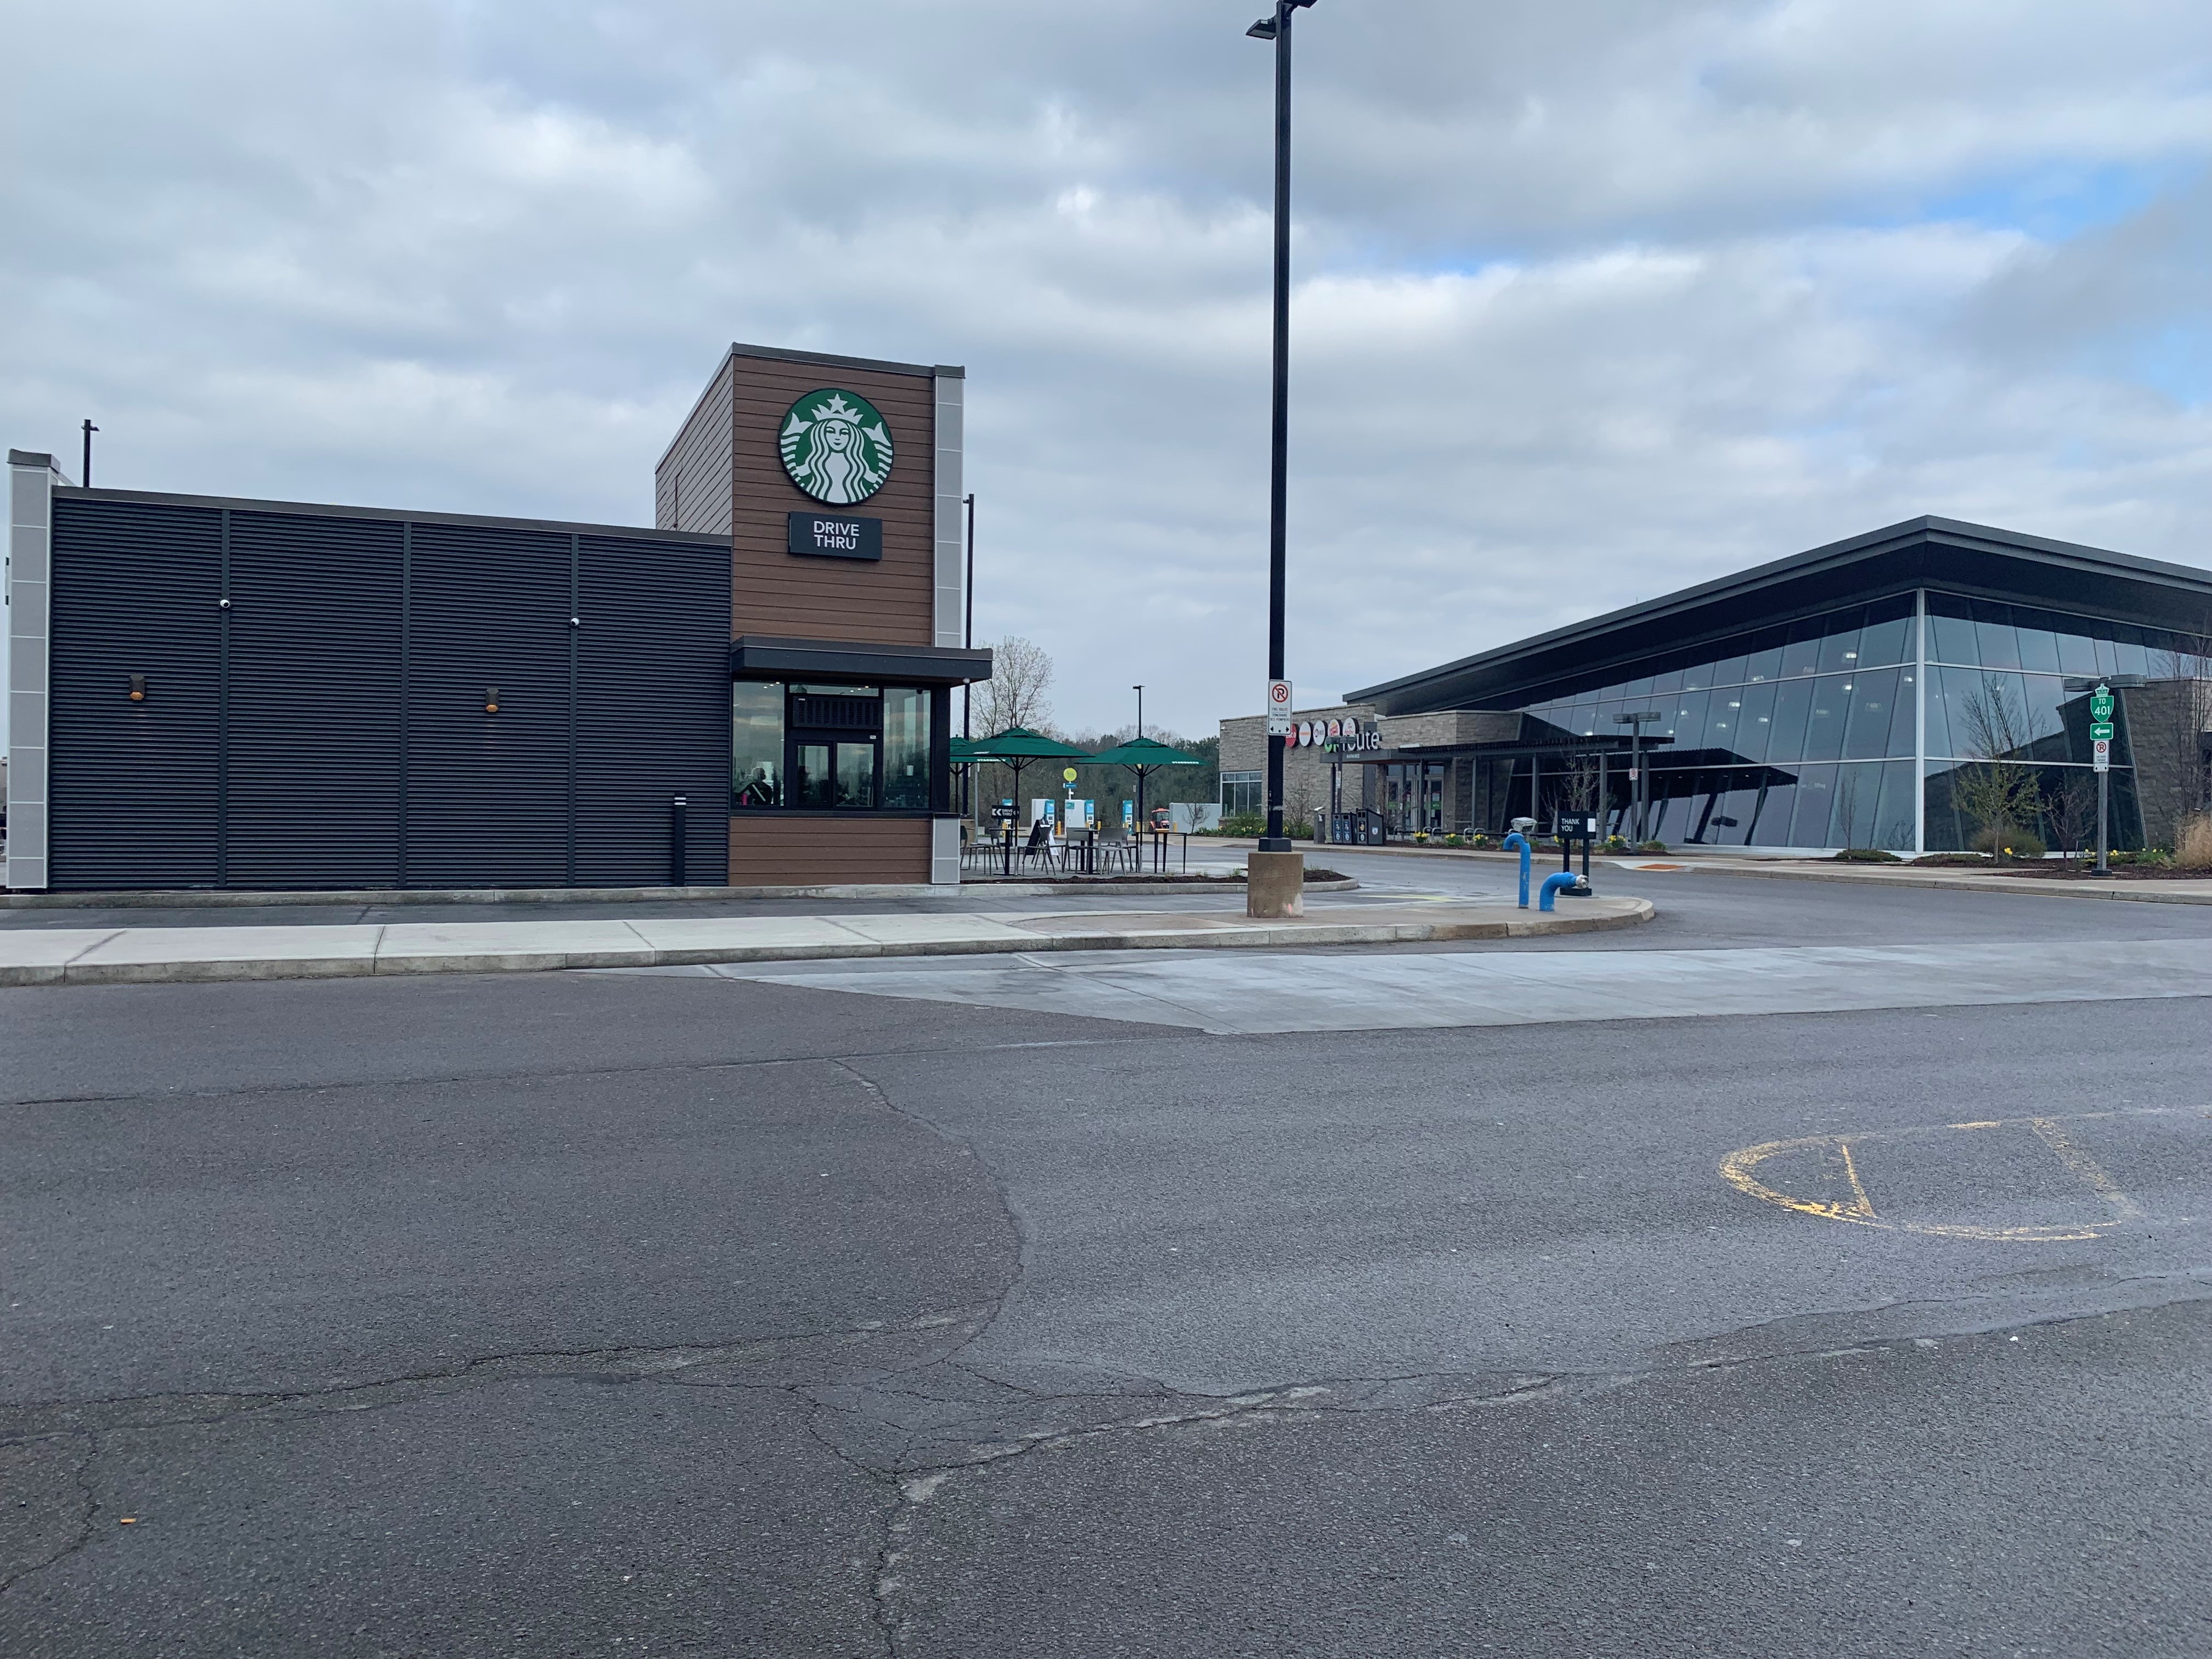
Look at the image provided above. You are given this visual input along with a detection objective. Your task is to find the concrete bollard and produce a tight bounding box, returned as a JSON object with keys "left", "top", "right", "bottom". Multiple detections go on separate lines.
{"left": 1246, "top": 850, "right": 1306, "bottom": 918}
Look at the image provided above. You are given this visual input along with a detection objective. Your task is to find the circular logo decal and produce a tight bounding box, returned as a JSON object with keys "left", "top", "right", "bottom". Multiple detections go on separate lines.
{"left": 779, "top": 388, "right": 894, "bottom": 505}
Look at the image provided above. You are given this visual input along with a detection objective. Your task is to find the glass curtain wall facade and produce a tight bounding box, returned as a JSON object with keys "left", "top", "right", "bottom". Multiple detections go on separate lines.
{"left": 1519, "top": 591, "right": 2151, "bottom": 853}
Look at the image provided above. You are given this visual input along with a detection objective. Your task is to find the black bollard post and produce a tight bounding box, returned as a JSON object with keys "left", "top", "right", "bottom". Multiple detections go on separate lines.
{"left": 670, "top": 795, "right": 688, "bottom": 887}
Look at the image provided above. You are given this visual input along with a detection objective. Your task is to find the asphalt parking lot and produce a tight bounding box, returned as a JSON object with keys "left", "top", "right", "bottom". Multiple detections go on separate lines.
{"left": 4, "top": 864, "right": 2210, "bottom": 1656}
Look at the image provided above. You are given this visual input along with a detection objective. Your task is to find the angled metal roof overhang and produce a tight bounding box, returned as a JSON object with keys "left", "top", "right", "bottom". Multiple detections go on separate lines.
{"left": 1348, "top": 516, "right": 2212, "bottom": 716}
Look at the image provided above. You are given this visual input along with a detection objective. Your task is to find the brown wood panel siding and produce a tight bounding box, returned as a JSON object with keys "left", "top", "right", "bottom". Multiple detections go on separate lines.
{"left": 656, "top": 353, "right": 736, "bottom": 534}
{"left": 727, "top": 815, "right": 932, "bottom": 885}
{"left": 727, "top": 356, "right": 935, "bottom": 647}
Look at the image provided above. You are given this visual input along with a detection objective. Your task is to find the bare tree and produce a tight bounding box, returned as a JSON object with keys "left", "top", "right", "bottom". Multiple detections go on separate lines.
{"left": 2048, "top": 772, "right": 2097, "bottom": 863}
{"left": 974, "top": 635, "right": 1054, "bottom": 736}
{"left": 1952, "top": 678, "right": 2045, "bottom": 859}
{"left": 1562, "top": 756, "right": 1599, "bottom": 816}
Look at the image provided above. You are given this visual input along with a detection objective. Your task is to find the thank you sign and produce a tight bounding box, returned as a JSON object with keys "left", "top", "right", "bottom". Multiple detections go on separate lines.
{"left": 788, "top": 512, "right": 884, "bottom": 561}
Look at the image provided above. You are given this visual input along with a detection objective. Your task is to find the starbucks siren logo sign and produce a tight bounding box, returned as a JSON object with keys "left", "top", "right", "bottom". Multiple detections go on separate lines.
{"left": 779, "top": 388, "right": 894, "bottom": 505}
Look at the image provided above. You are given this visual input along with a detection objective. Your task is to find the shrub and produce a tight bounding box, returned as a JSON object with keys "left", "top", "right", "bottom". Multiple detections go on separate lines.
{"left": 1601, "top": 834, "right": 1631, "bottom": 854}
{"left": 1836, "top": 848, "right": 1904, "bottom": 862}
{"left": 1218, "top": 811, "right": 1267, "bottom": 838}
{"left": 1412, "top": 830, "right": 1430, "bottom": 844}
{"left": 1635, "top": 839, "right": 1669, "bottom": 855}
{"left": 2177, "top": 814, "right": 2212, "bottom": 872}
{"left": 1970, "top": 826, "right": 2047, "bottom": 861}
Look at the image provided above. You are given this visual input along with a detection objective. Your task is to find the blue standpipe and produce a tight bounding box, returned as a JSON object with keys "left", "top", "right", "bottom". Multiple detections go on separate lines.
{"left": 1539, "top": 871, "right": 1578, "bottom": 913}
{"left": 1503, "top": 831, "right": 1531, "bottom": 909}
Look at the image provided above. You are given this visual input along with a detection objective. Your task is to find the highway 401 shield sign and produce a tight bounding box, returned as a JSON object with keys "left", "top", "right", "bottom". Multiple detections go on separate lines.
{"left": 780, "top": 388, "right": 894, "bottom": 505}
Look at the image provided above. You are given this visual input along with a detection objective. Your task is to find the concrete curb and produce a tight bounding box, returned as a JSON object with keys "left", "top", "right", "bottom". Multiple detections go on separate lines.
{"left": 1269, "top": 837, "right": 2212, "bottom": 906}
{"left": 1, "top": 876, "right": 1349, "bottom": 909}
{"left": 1656, "top": 862, "right": 2212, "bottom": 905}
{"left": 0, "top": 900, "right": 1655, "bottom": 988}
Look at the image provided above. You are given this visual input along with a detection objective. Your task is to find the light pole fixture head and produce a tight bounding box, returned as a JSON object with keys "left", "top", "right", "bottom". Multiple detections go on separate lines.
{"left": 1614, "top": 709, "right": 1665, "bottom": 726}
{"left": 1248, "top": 1, "right": 1313, "bottom": 39}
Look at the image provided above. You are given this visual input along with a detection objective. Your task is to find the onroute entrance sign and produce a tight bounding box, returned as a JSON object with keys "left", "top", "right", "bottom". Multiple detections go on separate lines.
{"left": 2090, "top": 687, "right": 2115, "bottom": 723}
{"left": 2090, "top": 683, "right": 2114, "bottom": 774}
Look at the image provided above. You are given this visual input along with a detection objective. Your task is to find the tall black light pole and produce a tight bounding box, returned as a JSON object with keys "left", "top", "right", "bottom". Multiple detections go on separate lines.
{"left": 962, "top": 493, "right": 976, "bottom": 738}
{"left": 1249, "top": 0, "right": 1315, "bottom": 853}
{"left": 1132, "top": 684, "right": 1146, "bottom": 828}
{"left": 1615, "top": 709, "right": 1663, "bottom": 842}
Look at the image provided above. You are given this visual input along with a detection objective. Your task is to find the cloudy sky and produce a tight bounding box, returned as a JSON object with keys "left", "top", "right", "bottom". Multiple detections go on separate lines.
{"left": 5, "top": 0, "right": 2208, "bottom": 737}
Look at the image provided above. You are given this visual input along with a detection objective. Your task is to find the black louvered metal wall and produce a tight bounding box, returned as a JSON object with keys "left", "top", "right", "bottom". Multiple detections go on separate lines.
{"left": 45, "top": 495, "right": 730, "bottom": 891}
{"left": 574, "top": 534, "right": 731, "bottom": 884}
{"left": 48, "top": 500, "right": 222, "bottom": 889}
{"left": 226, "top": 511, "right": 404, "bottom": 888}
{"left": 403, "top": 522, "right": 575, "bottom": 889}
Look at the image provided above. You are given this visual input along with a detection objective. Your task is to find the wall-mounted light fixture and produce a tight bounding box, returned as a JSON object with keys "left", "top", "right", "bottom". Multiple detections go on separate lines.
{"left": 127, "top": 674, "right": 147, "bottom": 702}
{"left": 484, "top": 687, "right": 500, "bottom": 714}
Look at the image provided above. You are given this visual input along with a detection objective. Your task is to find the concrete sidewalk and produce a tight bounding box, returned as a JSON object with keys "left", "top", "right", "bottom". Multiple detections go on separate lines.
{"left": 1255, "top": 838, "right": 2212, "bottom": 905}
{"left": 0, "top": 896, "right": 1654, "bottom": 986}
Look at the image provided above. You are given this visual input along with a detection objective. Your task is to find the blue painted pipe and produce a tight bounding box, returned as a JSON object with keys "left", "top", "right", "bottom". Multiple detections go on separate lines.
{"left": 1539, "top": 871, "right": 1578, "bottom": 912}
{"left": 1503, "top": 831, "right": 1531, "bottom": 908}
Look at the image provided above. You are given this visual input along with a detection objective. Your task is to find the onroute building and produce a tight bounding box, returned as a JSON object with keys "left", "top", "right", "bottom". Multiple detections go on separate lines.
{"left": 1224, "top": 517, "right": 2212, "bottom": 854}
{"left": 5, "top": 343, "right": 989, "bottom": 893}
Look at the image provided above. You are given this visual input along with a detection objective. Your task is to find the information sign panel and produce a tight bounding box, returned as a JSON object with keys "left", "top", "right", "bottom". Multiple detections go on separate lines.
{"left": 1267, "top": 679, "right": 1293, "bottom": 736}
{"left": 2093, "top": 738, "right": 2111, "bottom": 772}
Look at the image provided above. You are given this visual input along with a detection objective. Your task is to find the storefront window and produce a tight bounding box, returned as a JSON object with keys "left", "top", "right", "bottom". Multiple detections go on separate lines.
{"left": 732, "top": 681, "right": 784, "bottom": 806}
{"left": 882, "top": 687, "right": 929, "bottom": 809}
{"left": 795, "top": 743, "right": 834, "bottom": 808}
{"left": 835, "top": 742, "right": 875, "bottom": 808}
{"left": 1220, "top": 772, "right": 1262, "bottom": 816}
{"left": 735, "top": 680, "right": 941, "bottom": 812}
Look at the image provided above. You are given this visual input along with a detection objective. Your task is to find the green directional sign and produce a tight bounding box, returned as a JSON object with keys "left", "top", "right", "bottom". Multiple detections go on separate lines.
{"left": 2090, "top": 721, "right": 2114, "bottom": 742}
{"left": 2090, "top": 688, "right": 2115, "bottom": 722}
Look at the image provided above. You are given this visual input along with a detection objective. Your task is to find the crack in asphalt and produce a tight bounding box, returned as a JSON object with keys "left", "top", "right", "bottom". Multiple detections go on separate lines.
{"left": 0, "top": 1309, "right": 995, "bottom": 1444}
{"left": 0, "top": 1430, "right": 99, "bottom": 1595}
{"left": 0, "top": 1031, "right": 1167, "bottom": 1112}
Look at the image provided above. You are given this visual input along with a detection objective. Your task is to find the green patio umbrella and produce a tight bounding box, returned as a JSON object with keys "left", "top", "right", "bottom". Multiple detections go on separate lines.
{"left": 962, "top": 727, "right": 1093, "bottom": 829}
{"left": 1085, "top": 733, "right": 1201, "bottom": 831}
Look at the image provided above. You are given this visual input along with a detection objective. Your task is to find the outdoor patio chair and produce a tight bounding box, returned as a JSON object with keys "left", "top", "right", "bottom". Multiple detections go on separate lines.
{"left": 1017, "top": 820, "right": 1054, "bottom": 872}
{"left": 1096, "top": 830, "right": 1139, "bottom": 873}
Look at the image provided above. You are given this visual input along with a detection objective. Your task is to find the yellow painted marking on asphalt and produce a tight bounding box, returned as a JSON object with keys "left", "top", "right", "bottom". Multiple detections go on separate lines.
{"left": 1835, "top": 1139, "right": 1877, "bottom": 1219}
{"left": 1720, "top": 1108, "right": 2192, "bottom": 1243}
{"left": 2027, "top": 1117, "right": 2145, "bottom": 1221}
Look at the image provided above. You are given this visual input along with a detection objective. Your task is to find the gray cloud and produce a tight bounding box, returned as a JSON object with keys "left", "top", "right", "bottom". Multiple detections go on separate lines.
{"left": 3, "top": 0, "right": 2207, "bottom": 735}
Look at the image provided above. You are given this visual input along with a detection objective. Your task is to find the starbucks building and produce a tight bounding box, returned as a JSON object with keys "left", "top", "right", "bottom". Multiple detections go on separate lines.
{"left": 4, "top": 343, "right": 990, "bottom": 894}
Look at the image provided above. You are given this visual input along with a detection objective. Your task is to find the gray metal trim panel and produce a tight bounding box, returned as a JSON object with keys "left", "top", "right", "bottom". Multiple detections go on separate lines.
{"left": 932, "top": 372, "right": 965, "bottom": 648}
{"left": 7, "top": 454, "right": 59, "bottom": 888}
